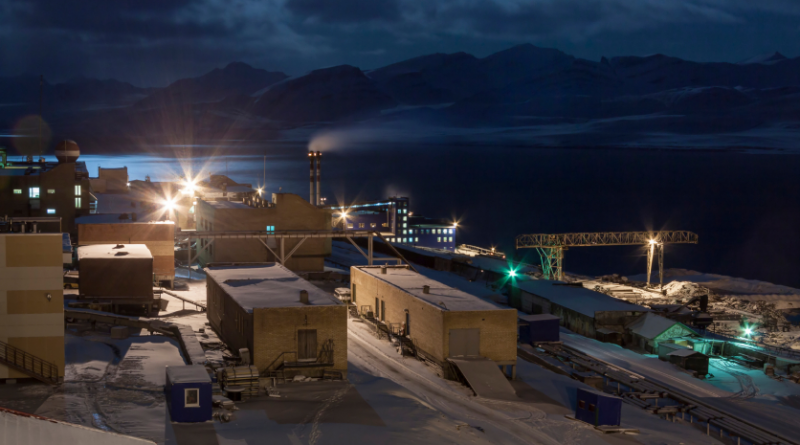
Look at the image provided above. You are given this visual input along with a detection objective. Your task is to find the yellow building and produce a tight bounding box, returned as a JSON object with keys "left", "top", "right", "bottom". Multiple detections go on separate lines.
{"left": 205, "top": 263, "right": 347, "bottom": 379}
{"left": 351, "top": 265, "right": 518, "bottom": 378}
{"left": 0, "top": 233, "right": 64, "bottom": 383}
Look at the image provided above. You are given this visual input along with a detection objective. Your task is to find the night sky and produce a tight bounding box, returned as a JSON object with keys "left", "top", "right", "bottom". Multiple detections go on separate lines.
{"left": 2, "top": 0, "right": 799, "bottom": 87}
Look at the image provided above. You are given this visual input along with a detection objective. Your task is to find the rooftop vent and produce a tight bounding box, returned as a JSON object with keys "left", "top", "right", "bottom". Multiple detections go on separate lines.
{"left": 380, "top": 266, "right": 387, "bottom": 275}
{"left": 113, "top": 244, "right": 125, "bottom": 249}
{"left": 299, "top": 290, "right": 309, "bottom": 304}
{"left": 423, "top": 285, "right": 430, "bottom": 294}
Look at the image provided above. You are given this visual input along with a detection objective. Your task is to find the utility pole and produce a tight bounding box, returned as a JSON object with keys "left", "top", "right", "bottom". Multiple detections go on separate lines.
{"left": 38, "top": 75, "right": 43, "bottom": 157}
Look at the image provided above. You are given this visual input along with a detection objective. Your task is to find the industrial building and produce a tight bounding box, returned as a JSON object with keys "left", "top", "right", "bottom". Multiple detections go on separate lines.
{"left": 0, "top": 407, "right": 155, "bottom": 444}
{"left": 78, "top": 222, "right": 175, "bottom": 288}
{"left": 77, "top": 244, "right": 158, "bottom": 315}
{"left": 90, "top": 166, "right": 129, "bottom": 193}
{"left": 205, "top": 263, "right": 347, "bottom": 378}
{"left": 625, "top": 312, "right": 698, "bottom": 352}
{"left": 0, "top": 233, "right": 65, "bottom": 383}
{"left": 351, "top": 265, "right": 518, "bottom": 377}
{"left": 327, "top": 196, "right": 457, "bottom": 251}
{"left": 509, "top": 280, "right": 649, "bottom": 341}
{"left": 0, "top": 141, "right": 93, "bottom": 234}
{"left": 196, "top": 193, "right": 332, "bottom": 271}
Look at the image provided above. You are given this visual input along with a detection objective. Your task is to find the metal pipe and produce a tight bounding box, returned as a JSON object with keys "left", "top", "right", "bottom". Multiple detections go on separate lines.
{"left": 309, "top": 152, "right": 315, "bottom": 204}
{"left": 315, "top": 151, "right": 321, "bottom": 206}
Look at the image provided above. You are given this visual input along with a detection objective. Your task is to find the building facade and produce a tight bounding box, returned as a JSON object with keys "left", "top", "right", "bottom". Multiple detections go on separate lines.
{"left": 0, "top": 149, "right": 92, "bottom": 235}
{"left": 196, "top": 193, "right": 332, "bottom": 272}
{"left": 205, "top": 263, "right": 347, "bottom": 378}
{"left": 0, "top": 233, "right": 65, "bottom": 382}
{"left": 351, "top": 265, "right": 517, "bottom": 376}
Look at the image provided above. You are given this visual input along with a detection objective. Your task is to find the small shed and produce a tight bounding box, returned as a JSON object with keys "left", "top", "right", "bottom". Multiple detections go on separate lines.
{"left": 667, "top": 349, "right": 709, "bottom": 377}
{"left": 575, "top": 388, "right": 622, "bottom": 427}
{"left": 166, "top": 365, "right": 212, "bottom": 423}
{"left": 519, "top": 314, "right": 560, "bottom": 344}
{"left": 657, "top": 342, "right": 687, "bottom": 361}
{"left": 626, "top": 312, "right": 696, "bottom": 353}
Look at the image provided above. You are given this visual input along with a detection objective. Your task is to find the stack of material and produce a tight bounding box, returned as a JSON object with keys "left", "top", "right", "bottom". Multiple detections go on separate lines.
{"left": 221, "top": 365, "right": 259, "bottom": 398}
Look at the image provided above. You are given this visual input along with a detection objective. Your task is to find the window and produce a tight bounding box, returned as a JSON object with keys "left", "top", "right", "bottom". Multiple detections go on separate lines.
{"left": 398, "top": 209, "right": 402, "bottom": 214}
{"left": 74, "top": 185, "right": 81, "bottom": 195}
{"left": 449, "top": 237, "right": 453, "bottom": 242}
{"left": 266, "top": 225, "right": 275, "bottom": 232}
{"left": 437, "top": 237, "right": 441, "bottom": 242}
{"left": 415, "top": 237, "right": 419, "bottom": 242}
{"left": 47, "top": 189, "right": 55, "bottom": 194}
{"left": 189, "top": 205, "right": 195, "bottom": 214}
{"left": 359, "top": 223, "right": 365, "bottom": 228}
{"left": 588, "top": 404, "right": 596, "bottom": 412}
{"left": 579, "top": 400, "right": 586, "bottom": 409}
{"left": 29, "top": 187, "right": 40, "bottom": 198}
{"left": 370, "top": 223, "right": 376, "bottom": 228}
{"left": 298, "top": 329, "right": 318, "bottom": 361}
{"left": 347, "top": 223, "right": 354, "bottom": 229}
{"left": 403, "top": 230, "right": 407, "bottom": 235}
{"left": 403, "top": 223, "right": 407, "bottom": 228}
{"left": 46, "top": 209, "right": 55, "bottom": 215}
{"left": 381, "top": 222, "right": 388, "bottom": 227}
{"left": 185, "top": 388, "right": 200, "bottom": 408}
{"left": 75, "top": 197, "right": 82, "bottom": 208}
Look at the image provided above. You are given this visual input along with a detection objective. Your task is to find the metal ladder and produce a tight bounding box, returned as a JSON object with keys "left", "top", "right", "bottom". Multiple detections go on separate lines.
{"left": 0, "top": 340, "right": 59, "bottom": 385}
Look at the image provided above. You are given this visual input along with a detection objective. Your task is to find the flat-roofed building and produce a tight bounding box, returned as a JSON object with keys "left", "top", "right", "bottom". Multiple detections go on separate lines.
{"left": 77, "top": 244, "right": 157, "bottom": 315}
{"left": 509, "top": 280, "right": 649, "bottom": 341}
{"left": 205, "top": 263, "right": 347, "bottom": 378}
{"left": 351, "top": 265, "right": 517, "bottom": 377}
{"left": 77, "top": 222, "right": 175, "bottom": 288}
{"left": 196, "top": 193, "right": 332, "bottom": 272}
{"left": 0, "top": 233, "right": 65, "bottom": 382}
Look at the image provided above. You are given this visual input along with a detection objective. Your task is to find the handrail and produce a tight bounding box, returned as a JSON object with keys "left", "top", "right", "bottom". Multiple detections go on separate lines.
{"left": 263, "top": 351, "right": 298, "bottom": 375}
{"left": 0, "top": 340, "right": 59, "bottom": 384}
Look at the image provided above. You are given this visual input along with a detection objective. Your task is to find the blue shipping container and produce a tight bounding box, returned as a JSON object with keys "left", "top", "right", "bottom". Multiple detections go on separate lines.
{"left": 519, "top": 314, "right": 560, "bottom": 344}
{"left": 575, "top": 388, "right": 622, "bottom": 426}
{"left": 166, "top": 365, "right": 213, "bottom": 423}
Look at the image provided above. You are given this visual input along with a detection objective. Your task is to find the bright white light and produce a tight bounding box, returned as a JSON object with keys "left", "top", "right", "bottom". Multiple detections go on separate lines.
{"left": 744, "top": 328, "right": 752, "bottom": 336}
{"left": 649, "top": 239, "right": 657, "bottom": 244}
{"left": 257, "top": 187, "right": 263, "bottom": 196}
{"left": 162, "top": 198, "right": 177, "bottom": 212}
{"left": 508, "top": 269, "right": 517, "bottom": 278}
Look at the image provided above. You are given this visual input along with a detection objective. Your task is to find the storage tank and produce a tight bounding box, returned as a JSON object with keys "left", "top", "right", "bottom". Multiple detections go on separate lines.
{"left": 55, "top": 139, "right": 80, "bottom": 163}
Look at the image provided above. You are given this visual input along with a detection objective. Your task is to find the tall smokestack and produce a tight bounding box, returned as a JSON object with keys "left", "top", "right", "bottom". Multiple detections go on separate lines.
{"left": 309, "top": 151, "right": 315, "bottom": 204}
{"left": 316, "top": 151, "right": 321, "bottom": 205}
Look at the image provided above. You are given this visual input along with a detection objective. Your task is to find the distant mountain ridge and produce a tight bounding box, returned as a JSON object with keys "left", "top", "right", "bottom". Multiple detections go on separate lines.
{"left": 2, "top": 46, "right": 800, "bottom": 150}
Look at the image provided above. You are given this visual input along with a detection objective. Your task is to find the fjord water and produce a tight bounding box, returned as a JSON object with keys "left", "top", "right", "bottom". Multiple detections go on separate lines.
{"left": 80, "top": 145, "right": 800, "bottom": 288}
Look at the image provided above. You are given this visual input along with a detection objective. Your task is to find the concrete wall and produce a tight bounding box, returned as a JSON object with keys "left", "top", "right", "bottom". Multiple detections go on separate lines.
{"left": 78, "top": 223, "right": 175, "bottom": 284}
{"left": 254, "top": 305, "right": 347, "bottom": 378}
{"left": 351, "top": 266, "right": 517, "bottom": 367}
{"left": 0, "top": 234, "right": 65, "bottom": 379}
{"left": 196, "top": 193, "right": 331, "bottom": 272}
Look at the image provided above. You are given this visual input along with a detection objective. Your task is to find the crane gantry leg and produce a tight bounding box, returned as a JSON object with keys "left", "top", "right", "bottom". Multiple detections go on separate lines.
{"left": 658, "top": 243, "right": 664, "bottom": 292}
{"left": 647, "top": 243, "right": 655, "bottom": 287}
{"left": 536, "top": 246, "right": 564, "bottom": 281}
{"left": 646, "top": 242, "right": 665, "bottom": 290}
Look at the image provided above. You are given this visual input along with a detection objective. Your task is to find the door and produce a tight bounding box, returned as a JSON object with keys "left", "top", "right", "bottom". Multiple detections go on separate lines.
{"left": 298, "top": 329, "right": 318, "bottom": 361}
{"left": 381, "top": 300, "right": 386, "bottom": 321}
{"left": 405, "top": 312, "right": 410, "bottom": 336}
{"left": 352, "top": 283, "right": 356, "bottom": 302}
{"left": 449, "top": 328, "right": 480, "bottom": 357}
{"left": 375, "top": 297, "right": 379, "bottom": 319}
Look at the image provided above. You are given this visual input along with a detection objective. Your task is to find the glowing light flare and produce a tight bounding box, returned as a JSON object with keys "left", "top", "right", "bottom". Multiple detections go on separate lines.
{"left": 744, "top": 328, "right": 753, "bottom": 336}
{"left": 508, "top": 269, "right": 517, "bottom": 278}
{"left": 649, "top": 239, "right": 657, "bottom": 245}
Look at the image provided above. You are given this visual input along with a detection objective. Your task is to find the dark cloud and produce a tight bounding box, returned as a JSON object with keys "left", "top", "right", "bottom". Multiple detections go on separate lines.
{"left": 1, "top": 0, "right": 799, "bottom": 86}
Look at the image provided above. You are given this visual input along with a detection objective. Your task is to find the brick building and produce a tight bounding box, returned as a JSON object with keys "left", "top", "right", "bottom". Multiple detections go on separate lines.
{"left": 350, "top": 265, "right": 517, "bottom": 377}
{"left": 0, "top": 233, "right": 65, "bottom": 382}
{"left": 196, "top": 193, "right": 332, "bottom": 272}
{"left": 205, "top": 263, "right": 347, "bottom": 379}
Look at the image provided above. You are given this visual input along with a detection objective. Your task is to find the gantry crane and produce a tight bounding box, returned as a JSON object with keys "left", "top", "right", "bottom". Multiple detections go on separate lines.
{"left": 515, "top": 231, "right": 699, "bottom": 288}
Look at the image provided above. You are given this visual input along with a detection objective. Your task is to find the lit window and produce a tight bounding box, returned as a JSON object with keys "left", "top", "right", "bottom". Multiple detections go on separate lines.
{"left": 13, "top": 189, "right": 22, "bottom": 195}
{"left": 403, "top": 223, "right": 407, "bottom": 228}
{"left": 437, "top": 237, "right": 441, "bottom": 242}
{"left": 74, "top": 185, "right": 81, "bottom": 195}
{"left": 347, "top": 224, "right": 353, "bottom": 229}
{"left": 449, "top": 237, "right": 453, "bottom": 242}
{"left": 359, "top": 223, "right": 365, "bottom": 228}
{"left": 415, "top": 237, "right": 419, "bottom": 242}
{"left": 75, "top": 197, "right": 82, "bottom": 207}
{"left": 398, "top": 209, "right": 402, "bottom": 214}
{"left": 403, "top": 216, "right": 407, "bottom": 221}
{"left": 403, "top": 209, "right": 407, "bottom": 214}
{"left": 266, "top": 225, "right": 275, "bottom": 232}
{"left": 370, "top": 223, "right": 376, "bottom": 228}
{"left": 189, "top": 206, "right": 195, "bottom": 214}
{"left": 381, "top": 223, "right": 388, "bottom": 227}
{"left": 29, "top": 187, "right": 40, "bottom": 198}
{"left": 47, "top": 189, "right": 55, "bottom": 194}
{"left": 403, "top": 238, "right": 408, "bottom": 243}
{"left": 46, "top": 209, "right": 55, "bottom": 215}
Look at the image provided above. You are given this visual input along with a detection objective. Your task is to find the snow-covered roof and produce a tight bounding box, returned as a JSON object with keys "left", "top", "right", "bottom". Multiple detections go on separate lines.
{"left": 668, "top": 348, "right": 704, "bottom": 357}
{"left": 626, "top": 312, "right": 689, "bottom": 339}
{"left": 166, "top": 365, "right": 212, "bottom": 384}
{"left": 205, "top": 263, "right": 340, "bottom": 312}
{"left": 0, "top": 406, "right": 155, "bottom": 444}
{"left": 77, "top": 244, "right": 152, "bottom": 260}
{"left": 355, "top": 266, "right": 506, "bottom": 312}
{"left": 514, "top": 280, "right": 648, "bottom": 318}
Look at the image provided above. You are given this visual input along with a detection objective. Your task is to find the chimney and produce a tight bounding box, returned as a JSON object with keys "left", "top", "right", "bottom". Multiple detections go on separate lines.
{"left": 309, "top": 152, "right": 315, "bottom": 204}
{"left": 380, "top": 266, "right": 387, "bottom": 275}
{"left": 299, "top": 290, "right": 309, "bottom": 304}
{"left": 315, "top": 151, "right": 321, "bottom": 206}
{"left": 423, "top": 285, "right": 430, "bottom": 294}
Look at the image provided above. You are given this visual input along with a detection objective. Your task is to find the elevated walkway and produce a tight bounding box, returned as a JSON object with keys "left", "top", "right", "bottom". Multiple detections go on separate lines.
{"left": 447, "top": 357, "right": 516, "bottom": 400}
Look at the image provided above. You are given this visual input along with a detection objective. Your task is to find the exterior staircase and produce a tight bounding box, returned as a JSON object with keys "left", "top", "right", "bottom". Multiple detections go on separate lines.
{"left": 0, "top": 340, "right": 60, "bottom": 385}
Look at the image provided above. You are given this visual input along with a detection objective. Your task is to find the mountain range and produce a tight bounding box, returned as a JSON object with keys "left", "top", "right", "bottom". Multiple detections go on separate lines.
{"left": 2, "top": 44, "right": 800, "bottom": 151}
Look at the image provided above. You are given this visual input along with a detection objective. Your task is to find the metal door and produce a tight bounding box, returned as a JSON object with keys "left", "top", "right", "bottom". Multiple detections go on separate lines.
{"left": 298, "top": 329, "right": 317, "bottom": 361}
{"left": 381, "top": 300, "right": 385, "bottom": 321}
{"left": 449, "top": 328, "right": 480, "bottom": 357}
